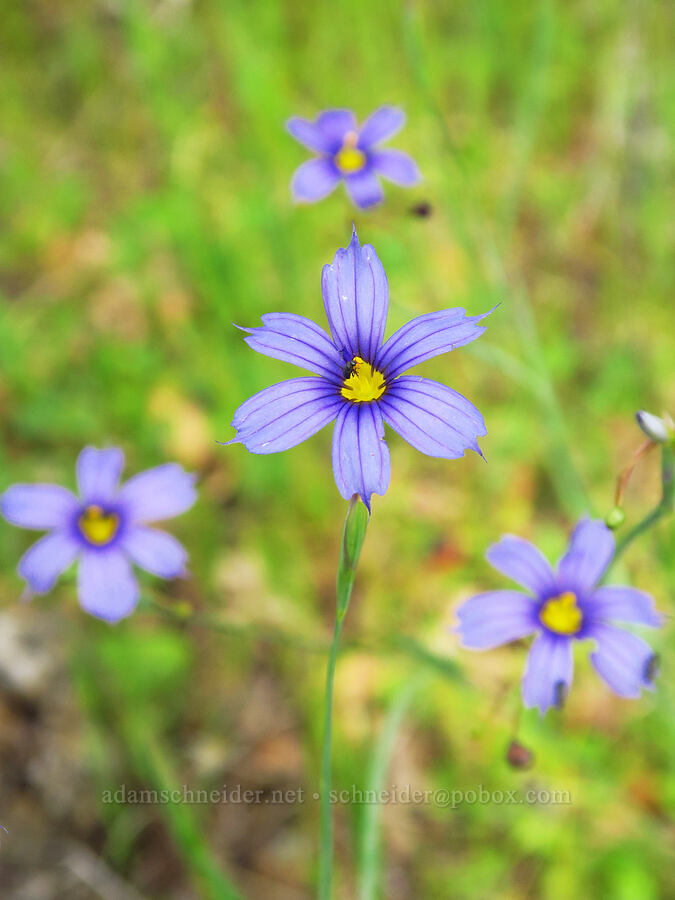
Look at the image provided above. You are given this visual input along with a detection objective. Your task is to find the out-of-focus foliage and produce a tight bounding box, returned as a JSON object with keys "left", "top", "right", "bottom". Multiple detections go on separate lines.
{"left": 0, "top": 1, "right": 672, "bottom": 897}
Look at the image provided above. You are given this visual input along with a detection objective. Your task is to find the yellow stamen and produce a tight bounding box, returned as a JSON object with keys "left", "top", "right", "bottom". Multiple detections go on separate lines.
{"left": 78, "top": 505, "right": 120, "bottom": 546}
{"left": 335, "top": 132, "right": 366, "bottom": 174}
{"left": 539, "top": 591, "right": 583, "bottom": 636}
{"left": 341, "top": 357, "right": 386, "bottom": 403}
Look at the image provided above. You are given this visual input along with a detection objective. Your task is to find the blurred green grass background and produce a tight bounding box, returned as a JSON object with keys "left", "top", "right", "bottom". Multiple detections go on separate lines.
{"left": 0, "top": 1, "right": 673, "bottom": 897}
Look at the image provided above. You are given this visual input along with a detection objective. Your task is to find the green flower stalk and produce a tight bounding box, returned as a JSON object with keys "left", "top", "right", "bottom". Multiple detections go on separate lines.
{"left": 605, "top": 412, "right": 675, "bottom": 568}
{"left": 318, "top": 495, "right": 369, "bottom": 899}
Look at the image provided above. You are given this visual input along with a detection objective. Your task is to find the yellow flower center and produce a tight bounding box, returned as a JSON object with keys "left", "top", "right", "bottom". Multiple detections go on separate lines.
{"left": 341, "top": 357, "right": 386, "bottom": 403}
{"left": 539, "top": 591, "right": 583, "bottom": 636}
{"left": 78, "top": 505, "right": 120, "bottom": 546}
{"left": 334, "top": 132, "right": 366, "bottom": 174}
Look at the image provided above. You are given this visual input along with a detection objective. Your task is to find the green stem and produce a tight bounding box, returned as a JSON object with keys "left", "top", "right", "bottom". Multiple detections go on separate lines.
{"left": 611, "top": 443, "right": 675, "bottom": 567}
{"left": 318, "top": 613, "right": 345, "bottom": 900}
{"left": 613, "top": 505, "right": 668, "bottom": 563}
{"left": 358, "top": 675, "right": 424, "bottom": 900}
{"left": 318, "top": 496, "right": 370, "bottom": 900}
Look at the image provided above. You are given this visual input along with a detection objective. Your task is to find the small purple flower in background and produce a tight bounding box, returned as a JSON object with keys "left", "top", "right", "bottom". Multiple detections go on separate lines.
{"left": 287, "top": 107, "right": 421, "bottom": 209}
{"left": 227, "top": 228, "right": 491, "bottom": 510}
{"left": 1, "top": 447, "right": 197, "bottom": 623}
{"left": 456, "top": 519, "right": 663, "bottom": 713}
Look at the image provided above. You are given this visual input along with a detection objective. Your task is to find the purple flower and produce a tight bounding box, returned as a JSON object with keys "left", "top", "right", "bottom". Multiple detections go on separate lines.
{"left": 226, "top": 228, "right": 491, "bottom": 510}
{"left": 287, "top": 107, "right": 421, "bottom": 209}
{"left": 1, "top": 447, "right": 197, "bottom": 623}
{"left": 456, "top": 519, "right": 663, "bottom": 713}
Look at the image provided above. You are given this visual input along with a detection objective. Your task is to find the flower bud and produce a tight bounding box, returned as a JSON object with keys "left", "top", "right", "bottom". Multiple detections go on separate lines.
{"left": 636, "top": 411, "right": 673, "bottom": 444}
{"left": 605, "top": 506, "right": 626, "bottom": 530}
{"left": 506, "top": 740, "right": 534, "bottom": 769}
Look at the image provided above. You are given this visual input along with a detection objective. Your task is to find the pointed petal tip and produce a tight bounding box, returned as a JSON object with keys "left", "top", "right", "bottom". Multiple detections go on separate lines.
{"left": 477, "top": 303, "right": 500, "bottom": 324}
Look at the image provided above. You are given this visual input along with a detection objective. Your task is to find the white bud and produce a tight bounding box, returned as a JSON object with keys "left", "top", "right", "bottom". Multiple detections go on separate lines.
{"left": 635, "top": 411, "right": 673, "bottom": 443}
